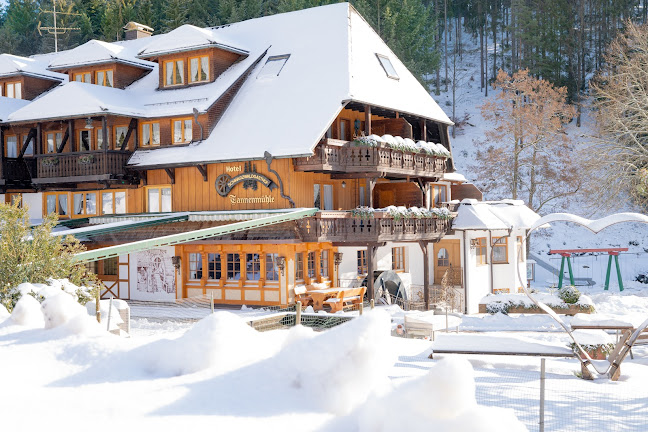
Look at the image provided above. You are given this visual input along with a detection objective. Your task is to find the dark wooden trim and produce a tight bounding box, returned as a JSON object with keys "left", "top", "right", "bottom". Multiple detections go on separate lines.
{"left": 164, "top": 167, "right": 175, "bottom": 184}
{"left": 364, "top": 104, "right": 371, "bottom": 135}
{"left": 68, "top": 120, "right": 75, "bottom": 152}
{"left": 366, "top": 244, "right": 378, "bottom": 303}
{"left": 0, "top": 126, "right": 5, "bottom": 166}
{"left": 330, "top": 173, "right": 382, "bottom": 180}
{"left": 58, "top": 127, "right": 69, "bottom": 153}
{"left": 122, "top": 118, "right": 137, "bottom": 151}
{"left": 140, "top": 170, "right": 147, "bottom": 185}
{"left": 420, "top": 118, "right": 427, "bottom": 141}
{"left": 18, "top": 128, "right": 36, "bottom": 159}
{"left": 102, "top": 117, "right": 108, "bottom": 174}
{"left": 36, "top": 123, "right": 42, "bottom": 155}
{"left": 196, "top": 164, "right": 208, "bottom": 181}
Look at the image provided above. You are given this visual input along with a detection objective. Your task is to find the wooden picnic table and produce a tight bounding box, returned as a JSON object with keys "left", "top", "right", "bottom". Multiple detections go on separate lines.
{"left": 309, "top": 287, "right": 358, "bottom": 311}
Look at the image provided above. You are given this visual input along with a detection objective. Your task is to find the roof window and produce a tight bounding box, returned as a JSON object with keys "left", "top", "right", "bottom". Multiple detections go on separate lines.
{"left": 257, "top": 54, "right": 290, "bottom": 79}
{"left": 376, "top": 54, "right": 399, "bottom": 80}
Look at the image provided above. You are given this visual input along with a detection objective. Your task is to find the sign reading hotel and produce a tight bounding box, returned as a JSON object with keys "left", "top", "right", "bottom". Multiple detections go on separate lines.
{"left": 215, "top": 162, "right": 277, "bottom": 205}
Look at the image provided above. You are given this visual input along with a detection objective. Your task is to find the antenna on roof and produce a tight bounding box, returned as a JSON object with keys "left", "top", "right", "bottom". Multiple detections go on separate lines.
{"left": 38, "top": 0, "right": 81, "bottom": 53}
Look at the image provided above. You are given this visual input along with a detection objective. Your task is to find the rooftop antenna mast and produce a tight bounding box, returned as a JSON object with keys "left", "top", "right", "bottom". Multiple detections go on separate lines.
{"left": 38, "top": 0, "right": 81, "bottom": 52}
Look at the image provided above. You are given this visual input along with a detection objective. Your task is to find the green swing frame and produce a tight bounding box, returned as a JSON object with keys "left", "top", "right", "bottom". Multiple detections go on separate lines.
{"left": 549, "top": 248, "right": 628, "bottom": 291}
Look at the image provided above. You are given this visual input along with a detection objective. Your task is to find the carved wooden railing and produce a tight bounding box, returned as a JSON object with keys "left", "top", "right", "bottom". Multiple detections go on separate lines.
{"left": 298, "top": 211, "right": 452, "bottom": 243}
{"left": 1, "top": 158, "right": 36, "bottom": 184}
{"left": 294, "top": 139, "right": 447, "bottom": 178}
{"left": 35, "top": 151, "right": 132, "bottom": 179}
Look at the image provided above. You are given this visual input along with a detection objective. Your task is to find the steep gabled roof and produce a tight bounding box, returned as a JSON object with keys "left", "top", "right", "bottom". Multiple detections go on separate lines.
{"left": 47, "top": 39, "right": 155, "bottom": 70}
{"left": 128, "top": 3, "right": 453, "bottom": 168}
{"left": 136, "top": 24, "right": 248, "bottom": 58}
{"left": 0, "top": 54, "right": 66, "bottom": 81}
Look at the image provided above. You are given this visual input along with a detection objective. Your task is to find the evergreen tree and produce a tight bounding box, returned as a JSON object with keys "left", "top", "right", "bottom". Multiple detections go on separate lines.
{"left": 162, "top": 0, "right": 189, "bottom": 31}
{"left": 3, "top": 0, "right": 40, "bottom": 55}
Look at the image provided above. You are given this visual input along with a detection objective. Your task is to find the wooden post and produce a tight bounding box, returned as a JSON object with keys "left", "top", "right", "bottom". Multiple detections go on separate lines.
{"left": 367, "top": 178, "right": 376, "bottom": 208}
{"left": 102, "top": 116, "right": 108, "bottom": 174}
{"left": 296, "top": 301, "right": 302, "bottom": 325}
{"left": 364, "top": 105, "right": 372, "bottom": 136}
{"left": 95, "top": 286, "right": 101, "bottom": 323}
{"left": 366, "top": 244, "right": 377, "bottom": 304}
{"left": 0, "top": 126, "right": 5, "bottom": 172}
{"left": 36, "top": 123, "right": 42, "bottom": 155}
{"left": 420, "top": 118, "right": 427, "bottom": 141}
{"left": 420, "top": 241, "right": 430, "bottom": 310}
{"left": 68, "top": 120, "right": 75, "bottom": 152}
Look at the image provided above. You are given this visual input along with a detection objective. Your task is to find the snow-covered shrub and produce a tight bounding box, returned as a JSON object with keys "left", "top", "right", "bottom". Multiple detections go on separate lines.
{"left": 557, "top": 285, "right": 581, "bottom": 304}
{"left": 379, "top": 205, "right": 454, "bottom": 221}
{"left": 485, "top": 301, "right": 510, "bottom": 315}
{"left": 0, "top": 203, "right": 98, "bottom": 311}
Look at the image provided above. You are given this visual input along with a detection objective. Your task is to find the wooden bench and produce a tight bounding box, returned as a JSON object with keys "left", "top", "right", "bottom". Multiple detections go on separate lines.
{"left": 294, "top": 285, "right": 313, "bottom": 307}
{"left": 323, "top": 287, "right": 366, "bottom": 313}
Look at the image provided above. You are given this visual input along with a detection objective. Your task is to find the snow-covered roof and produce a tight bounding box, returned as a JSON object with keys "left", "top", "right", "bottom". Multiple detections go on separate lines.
{"left": 0, "top": 96, "right": 30, "bottom": 122}
{"left": 136, "top": 24, "right": 249, "bottom": 58}
{"left": 5, "top": 3, "right": 454, "bottom": 167}
{"left": 443, "top": 172, "right": 466, "bottom": 183}
{"left": 48, "top": 39, "right": 156, "bottom": 70}
{"left": 0, "top": 54, "right": 66, "bottom": 81}
{"left": 452, "top": 199, "right": 540, "bottom": 231}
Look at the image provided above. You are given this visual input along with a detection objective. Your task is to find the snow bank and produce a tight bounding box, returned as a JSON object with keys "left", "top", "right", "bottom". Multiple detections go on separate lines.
{"left": 273, "top": 310, "right": 394, "bottom": 414}
{"left": 140, "top": 311, "right": 280, "bottom": 376}
{"left": 354, "top": 358, "right": 527, "bottom": 432}
{"left": 10, "top": 295, "right": 45, "bottom": 327}
{"left": 0, "top": 303, "right": 9, "bottom": 321}
{"left": 41, "top": 293, "right": 88, "bottom": 329}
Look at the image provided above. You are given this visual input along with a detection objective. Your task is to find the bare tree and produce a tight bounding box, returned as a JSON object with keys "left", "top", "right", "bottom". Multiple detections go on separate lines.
{"left": 473, "top": 69, "right": 581, "bottom": 214}
{"left": 590, "top": 21, "right": 648, "bottom": 210}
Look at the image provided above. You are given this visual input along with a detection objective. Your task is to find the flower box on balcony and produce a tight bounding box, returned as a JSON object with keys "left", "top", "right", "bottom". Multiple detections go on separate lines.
{"left": 77, "top": 154, "right": 95, "bottom": 165}
{"left": 42, "top": 157, "right": 59, "bottom": 167}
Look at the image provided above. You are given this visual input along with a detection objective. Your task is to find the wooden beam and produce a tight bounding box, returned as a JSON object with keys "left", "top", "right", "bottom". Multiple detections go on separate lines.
{"left": 331, "top": 173, "right": 382, "bottom": 180}
{"left": 366, "top": 244, "right": 378, "bottom": 303}
{"left": 68, "top": 120, "right": 75, "bottom": 152}
{"left": 364, "top": 105, "right": 372, "bottom": 135}
{"left": 164, "top": 168, "right": 175, "bottom": 184}
{"left": 18, "top": 128, "right": 36, "bottom": 159}
{"left": 57, "top": 127, "right": 69, "bottom": 153}
{"left": 420, "top": 118, "right": 427, "bottom": 141}
{"left": 367, "top": 178, "right": 376, "bottom": 208}
{"left": 36, "top": 123, "right": 42, "bottom": 155}
{"left": 102, "top": 116, "right": 109, "bottom": 174}
{"left": 140, "top": 170, "right": 147, "bottom": 185}
{"left": 121, "top": 118, "right": 137, "bottom": 151}
{"left": 196, "top": 164, "right": 208, "bottom": 182}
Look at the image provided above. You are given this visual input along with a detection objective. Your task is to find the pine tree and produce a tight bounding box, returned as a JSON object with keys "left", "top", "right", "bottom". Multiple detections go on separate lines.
{"left": 162, "top": 0, "right": 189, "bottom": 31}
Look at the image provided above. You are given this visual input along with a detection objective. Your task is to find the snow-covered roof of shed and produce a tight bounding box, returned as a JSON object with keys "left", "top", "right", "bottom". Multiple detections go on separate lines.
{"left": 452, "top": 199, "right": 540, "bottom": 231}
{"left": 128, "top": 3, "right": 452, "bottom": 167}
{"left": 0, "top": 96, "right": 30, "bottom": 122}
{"left": 0, "top": 54, "right": 66, "bottom": 81}
{"left": 48, "top": 39, "right": 156, "bottom": 70}
{"left": 137, "top": 24, "right": 249, "bottom": 58}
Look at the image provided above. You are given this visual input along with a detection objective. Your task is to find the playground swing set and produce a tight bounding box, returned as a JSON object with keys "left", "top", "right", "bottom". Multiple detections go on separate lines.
{"left": 548, "top": 247, "right": 628, "bottom": 291}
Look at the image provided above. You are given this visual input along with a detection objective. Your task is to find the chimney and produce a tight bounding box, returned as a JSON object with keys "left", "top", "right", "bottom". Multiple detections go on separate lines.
{"left": 123, "top": 22, "right": 153, "bottom": 40}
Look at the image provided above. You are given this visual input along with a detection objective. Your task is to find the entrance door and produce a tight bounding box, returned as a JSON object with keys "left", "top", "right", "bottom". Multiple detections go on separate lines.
{"left": 323, "top": 184, "right": 333, "bottom": 210}
{"left": 433, "top": 240, "right": 461, "bottom": 285}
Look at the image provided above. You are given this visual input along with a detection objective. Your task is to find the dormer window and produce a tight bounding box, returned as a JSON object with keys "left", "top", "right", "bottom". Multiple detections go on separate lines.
{"left": 96, "top": 69, "right": 114, "bottom": 87}
{"left": 189, "top": 56, "right": 209, "bottom": 83}
{"left": 141, "top": 121, "right": 160, "bottom": 146}
{"left": 5, "top": 82, "right": 22, "bottom": 99}
{"left": 164, "top": 59, "right": 184, "bottom": 86}
{"left": 74, "top": 72, "right": 92, "bottom": 83}
{"left": 172, "top": 118, "right": 192, "bottom": 144}
{"left": 376, "top": 54, "right": 399, "bottom": 80}
{"left": 257, "top": 54, "right": 290, "bottom": 79}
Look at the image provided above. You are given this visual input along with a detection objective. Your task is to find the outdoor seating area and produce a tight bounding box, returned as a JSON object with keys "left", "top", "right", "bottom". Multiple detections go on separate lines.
{"left": 295, "top": 285, "right": 367, "bottom": 312}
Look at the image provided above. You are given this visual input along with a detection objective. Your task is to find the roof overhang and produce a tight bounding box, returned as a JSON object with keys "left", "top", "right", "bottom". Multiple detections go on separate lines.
{"left": 48, "top": 57, "right": 155, "bottom": 72}
{"left": 137, "top": 43, "right": 249, "bottom": 60}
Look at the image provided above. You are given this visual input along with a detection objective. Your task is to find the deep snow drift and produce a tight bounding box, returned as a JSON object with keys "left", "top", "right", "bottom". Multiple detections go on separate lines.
{"left": 0, "top": 285, "right": 527, "bottom": 431}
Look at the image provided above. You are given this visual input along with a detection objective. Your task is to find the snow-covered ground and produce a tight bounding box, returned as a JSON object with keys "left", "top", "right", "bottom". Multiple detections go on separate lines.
{"left": 2, "top": 281, "right": 648, "bottom": 432}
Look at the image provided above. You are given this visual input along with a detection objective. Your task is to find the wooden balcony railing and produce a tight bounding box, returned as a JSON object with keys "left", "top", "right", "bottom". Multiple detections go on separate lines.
{"left": 298, "top": 211, "right": 452, "bottom": 243}
{"left": 294, "top": 139, "right": 448, "bottom": 178}
{"left": 34, "top": 151, "right": 132, "bottom": 183}
{"left": 0, "top": 158, "right": 36, "bottom": 185}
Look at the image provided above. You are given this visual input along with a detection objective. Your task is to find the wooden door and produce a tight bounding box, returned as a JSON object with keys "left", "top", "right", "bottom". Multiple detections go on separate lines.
{"left": 433, "top": 240, "right": 461, "bottom": 285}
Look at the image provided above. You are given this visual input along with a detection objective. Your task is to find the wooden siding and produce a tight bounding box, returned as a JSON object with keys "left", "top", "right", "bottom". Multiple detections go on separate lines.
{"left": 154, "top": 47, "right": 241, "bottom": 90}
{"left": 141, "top": 159, "right": 361, "bottom": 212}
{"left": 373, "top": 182, "right": 423, "bottom": 208}
{"left": 53, "top": 62, "right": 150, "bottom": 89}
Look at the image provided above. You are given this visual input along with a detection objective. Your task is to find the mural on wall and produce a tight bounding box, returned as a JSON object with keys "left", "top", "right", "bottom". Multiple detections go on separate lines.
{"left": 135, "top": 249, "right": 175, "bottom": 295}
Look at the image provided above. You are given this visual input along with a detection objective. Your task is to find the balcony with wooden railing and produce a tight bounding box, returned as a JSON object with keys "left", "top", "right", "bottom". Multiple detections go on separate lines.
{"left": 298, "top": 211, "right": 453, "bottom": 243}
{"left": 34, "top": 151, "right": 133, "bottom": 184}
{"left": 0, "top": 158, "right": 36, "bottom": 187}
{"left": 294, "top": 139, "right": 448, "bottom": 179}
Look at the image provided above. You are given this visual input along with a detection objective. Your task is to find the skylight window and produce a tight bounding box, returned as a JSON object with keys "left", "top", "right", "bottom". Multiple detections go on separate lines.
{"left": 257, "top": 54, "right": 290, "bottom": 79}
{"left": 376, "top": 54, "right": 399, "bottom": 80}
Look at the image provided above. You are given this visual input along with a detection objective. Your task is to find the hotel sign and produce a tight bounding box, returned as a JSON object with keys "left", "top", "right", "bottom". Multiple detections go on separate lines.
{"left": 215, "top": 162, "right": 277, "bottom": 197}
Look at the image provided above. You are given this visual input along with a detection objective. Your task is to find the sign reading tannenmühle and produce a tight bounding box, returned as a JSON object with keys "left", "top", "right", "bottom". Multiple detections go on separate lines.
{"left": 215, "top": 161, "right": 277, "bottom": 197}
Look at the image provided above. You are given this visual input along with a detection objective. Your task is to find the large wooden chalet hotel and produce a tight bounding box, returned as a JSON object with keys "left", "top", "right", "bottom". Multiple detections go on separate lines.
{"left": 0, "top": 3, "right": 537, "bottom": 314}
